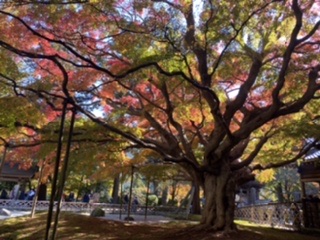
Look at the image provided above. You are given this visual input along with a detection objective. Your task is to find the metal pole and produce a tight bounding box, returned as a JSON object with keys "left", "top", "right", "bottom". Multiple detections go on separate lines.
{"left": 51, "top": 108, "right": 76, "bottom": 240}
{"left": 45, "top": 100, "right": 68, "bottom": 240}
{"left": 119, "top": 173, "right": 123, "bottom": 220}
{"left": 127, "top": 165, "right": 134, "bottom": 220}
{"left": 144, "top": 178, "right": 150, "bottom": 221}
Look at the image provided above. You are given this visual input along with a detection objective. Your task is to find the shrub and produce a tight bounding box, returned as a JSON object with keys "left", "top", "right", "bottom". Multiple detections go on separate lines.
{"left": 90, "top": 208, "right": 105, "bottom": 217}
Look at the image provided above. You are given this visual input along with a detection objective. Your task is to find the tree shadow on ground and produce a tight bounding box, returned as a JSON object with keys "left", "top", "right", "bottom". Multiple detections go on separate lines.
{"left": 0, "top": 212, "right": 320, "bottom": 240}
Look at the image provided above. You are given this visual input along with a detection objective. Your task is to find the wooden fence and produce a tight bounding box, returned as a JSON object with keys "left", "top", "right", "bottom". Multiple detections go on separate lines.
{"left": 302, "top": 199, "right": 320, "bottom": 228}
{"left": 234, "top": 203, "right": 302, "bottom": 230}
{"left": 0, "top": 199, "right": 186, "bottom": 216}
{"left": 3, "top": 199, "right": 311, "bottom": 230}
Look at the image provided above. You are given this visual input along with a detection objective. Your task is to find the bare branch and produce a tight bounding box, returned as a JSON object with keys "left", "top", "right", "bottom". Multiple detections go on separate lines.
{"left": 276, "top": 64, "right": 320, "bottom": 116}
{"left": 271, "top": 0, "right": 303, "bottom": 104}
{"left": 1, "top": 0, "right": 88, "bottom": 5}
{"left": 211, "top": 0, "right": 280, "bottom": 76}
{"left": 297, "top": 20, "right": 320, "bottom": 44}
{"left": 231, "top": 135, "right": 270, "bottom": 171}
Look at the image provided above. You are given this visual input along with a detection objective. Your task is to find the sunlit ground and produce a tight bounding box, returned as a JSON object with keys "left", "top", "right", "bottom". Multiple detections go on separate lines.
{"left": 0, "top": 212, "right": 319, "bottom": 240}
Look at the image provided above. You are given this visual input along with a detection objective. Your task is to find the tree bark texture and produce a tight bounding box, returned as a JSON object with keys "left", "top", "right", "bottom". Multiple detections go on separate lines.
{"left": 45, "top": 101, "right": 67, "bottom": 240}
{"left": 38, "top": 184, "right": 47, "bottom": 201}
{"left": 51, "top": 108, "right": 76, "bottom": 240}
{"left": 161, "top": 185, "right": 168, "bottom": 205}
{"left": 191, "top": 182, "right": 201, "bottom": 214}
{"left": 112, "top": 175, "right": 120, "bottom": 204}
{"left": 201, "top": 163, "right": 236, "bottom": 232}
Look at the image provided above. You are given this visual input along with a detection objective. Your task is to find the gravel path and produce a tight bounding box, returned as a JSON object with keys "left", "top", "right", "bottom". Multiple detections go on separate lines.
{"left": 0, "top": 209, "right": 176, "bottom": 225}
{"left": 0, "top": 209, "right": 31, "bottom": 220}
{"left": 102, "top": 213, "right": 174, "bottom": 224}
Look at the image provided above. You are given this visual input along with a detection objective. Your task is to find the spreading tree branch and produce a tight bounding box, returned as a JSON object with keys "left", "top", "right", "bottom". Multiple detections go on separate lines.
{"left": 251, "top": 138, "right": 318, "bottom": 171}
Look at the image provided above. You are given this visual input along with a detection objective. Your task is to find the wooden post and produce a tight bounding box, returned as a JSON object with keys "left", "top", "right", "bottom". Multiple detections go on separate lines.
{"left": 300, "top": 180, "right": 308, "bottom": 228}
{"left": 301, "top": 180, "right": 306, "bottom": 198}
{"left": 31, "top": 160, "right": 46, "bottom": 218}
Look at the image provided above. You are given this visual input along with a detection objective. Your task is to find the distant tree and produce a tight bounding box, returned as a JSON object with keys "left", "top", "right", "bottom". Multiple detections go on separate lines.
{"left": 258, "top": 166, "right": 300, "bottom": 202}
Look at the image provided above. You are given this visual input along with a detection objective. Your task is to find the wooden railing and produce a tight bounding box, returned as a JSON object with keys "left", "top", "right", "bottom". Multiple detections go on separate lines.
{"left": 234, "top": 203, "right": 302, "bottom": 230}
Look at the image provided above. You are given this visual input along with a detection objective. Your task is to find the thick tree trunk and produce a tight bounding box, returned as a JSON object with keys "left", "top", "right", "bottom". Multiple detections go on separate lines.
{"left": 200, "top": 165, "right": 236, "bottom": 232}
{"left": 152, "top": 180, "right": 160, "bottom": 196}
{"left": 169, "top": 181, "right": 177, "bottom": 204}
{"left": 38, "top": 184, "right": 47, "bottom": 201}
{"left": 191, "top": 182, "right": 201, "bottom": 214}
{"left": 276, "top": 183, "right": 284, "bottom": 203}
{"left": 112, "top": 175, "right": 120, "bottom": 204}
{"left": 161, "top": 185, "right": 168, "bottom": 205}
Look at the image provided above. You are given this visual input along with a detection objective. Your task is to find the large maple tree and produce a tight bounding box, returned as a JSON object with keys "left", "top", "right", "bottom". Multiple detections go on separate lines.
{"left": 0, "top": 0, "right": 319, "bottom": 234}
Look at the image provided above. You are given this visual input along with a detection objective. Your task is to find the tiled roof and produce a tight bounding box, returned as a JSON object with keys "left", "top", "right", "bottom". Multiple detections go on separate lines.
{"left": 305, "top": 148, "right": 320, "bottom": 160}
{"left": 304, "top": 139, "right": 320, "bottom": 161}
{"left": 0, "top": 163, "right": 37, "bottom": 182}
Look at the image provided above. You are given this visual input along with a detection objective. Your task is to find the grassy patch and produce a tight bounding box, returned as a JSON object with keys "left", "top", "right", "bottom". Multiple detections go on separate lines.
{"left": 236, "top": 220, "right": 320, "bottom": 240}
